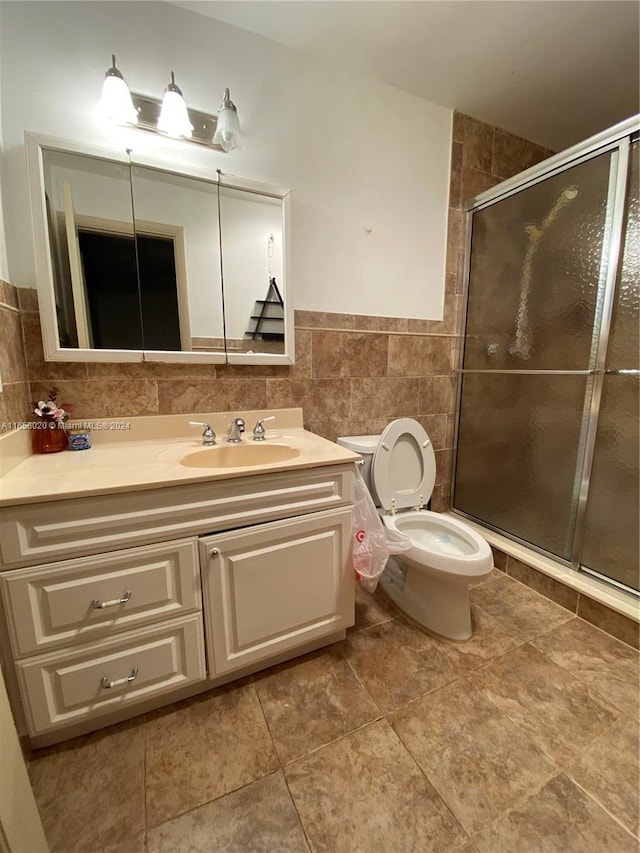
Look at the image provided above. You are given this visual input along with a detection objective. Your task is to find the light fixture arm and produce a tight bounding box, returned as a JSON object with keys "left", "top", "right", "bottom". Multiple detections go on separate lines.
{"left": 220, "top": 88, "right": 237, "bottom": 114}
{"left": 105, "top": 54, "right": 124, "bottom": 81}
{"left": 165, "top": 71, "right": 183, "bottom": 96}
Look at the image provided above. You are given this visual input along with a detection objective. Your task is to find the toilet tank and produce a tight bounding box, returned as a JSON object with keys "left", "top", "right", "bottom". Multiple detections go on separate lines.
{"left": 336, "top": 434, "right": 381, "bottom": 499}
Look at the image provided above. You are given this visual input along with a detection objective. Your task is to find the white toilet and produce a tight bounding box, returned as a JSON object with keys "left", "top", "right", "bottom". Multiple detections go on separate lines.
{"left": 337, "top": 418, "right": 493, "bottom": 640}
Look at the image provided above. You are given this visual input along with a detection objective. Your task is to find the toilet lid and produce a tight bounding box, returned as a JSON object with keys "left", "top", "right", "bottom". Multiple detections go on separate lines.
{"left": 371, "top": 418, "right": 436, "bottom": 511}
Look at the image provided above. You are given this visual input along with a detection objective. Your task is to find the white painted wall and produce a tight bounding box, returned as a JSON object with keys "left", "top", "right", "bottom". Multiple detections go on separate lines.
{"left": 0, "top": 1, "right": 9, "bottom": 281}
{"left": 0, "top": 0, "right": 452, "bottom": 319}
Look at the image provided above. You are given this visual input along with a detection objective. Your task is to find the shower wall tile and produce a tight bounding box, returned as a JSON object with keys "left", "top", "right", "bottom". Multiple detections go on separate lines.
{"left": 460, "top": 167, "right": 498, "bottom": 204}
{"left": 493, "top": 129, "right": 555, "bottom": 180}
{"left": 445, "top": 208, "right": 464, "bottom": 273}
{"left": 459, "top": 115, "right": 495, "bottom": 173}
{"left": 449, "top": 141, "right": 463, "bottom": 210}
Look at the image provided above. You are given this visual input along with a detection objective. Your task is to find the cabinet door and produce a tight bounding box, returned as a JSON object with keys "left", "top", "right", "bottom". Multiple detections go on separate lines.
{"left": 201, "top": 508, "right": 354, "bottom": 676}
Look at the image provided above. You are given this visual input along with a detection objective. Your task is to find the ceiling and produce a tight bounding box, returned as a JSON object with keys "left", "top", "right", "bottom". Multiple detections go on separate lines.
{"left": 171, "top": 0, "right": 639, "bottom": 152}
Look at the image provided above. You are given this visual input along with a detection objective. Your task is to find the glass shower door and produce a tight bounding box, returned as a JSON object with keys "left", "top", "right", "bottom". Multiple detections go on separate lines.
{"left": 454, "top": 149, "right": 619, "bottom": 561}
{"left": 581, "top": 142, "right": 639, "bottom": 590}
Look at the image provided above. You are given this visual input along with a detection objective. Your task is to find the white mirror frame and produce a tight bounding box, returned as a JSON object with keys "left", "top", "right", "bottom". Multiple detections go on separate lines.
{"left": 25, "top": 131, "right": 294, "bottom": 366}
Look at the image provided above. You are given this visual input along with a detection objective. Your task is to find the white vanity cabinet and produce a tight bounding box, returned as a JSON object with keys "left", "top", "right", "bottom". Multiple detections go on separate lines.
{"left": 0, "top": 462, "right": 355, "bottom": 745}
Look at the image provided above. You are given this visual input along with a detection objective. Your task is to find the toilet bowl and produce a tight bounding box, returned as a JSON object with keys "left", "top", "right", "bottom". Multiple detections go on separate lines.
{"left": 337, "top": 418, "right": 493, "bottom": 640}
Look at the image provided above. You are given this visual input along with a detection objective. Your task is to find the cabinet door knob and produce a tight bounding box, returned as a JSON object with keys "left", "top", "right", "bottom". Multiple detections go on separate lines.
{"left": 210, "top": 548, "right": 221, "bottom": 558}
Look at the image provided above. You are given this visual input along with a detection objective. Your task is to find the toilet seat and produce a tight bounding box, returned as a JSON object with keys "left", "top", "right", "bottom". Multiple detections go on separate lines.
{"left": 371, "top": 418, "right": 436, "bottom": 512}
{"left": 381, "top": 511, "right": 492, "bottom": 579}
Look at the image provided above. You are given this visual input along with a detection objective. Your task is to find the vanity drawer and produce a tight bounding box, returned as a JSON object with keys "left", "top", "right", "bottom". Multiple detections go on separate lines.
{"left": 16, "top": 613, "right": 206, "bottom": 735}
{"left": 0, "top": 465, "right": 355, "bottom": 568}
{"left": 1, "top": 539, "right": 201, "bottom": 657}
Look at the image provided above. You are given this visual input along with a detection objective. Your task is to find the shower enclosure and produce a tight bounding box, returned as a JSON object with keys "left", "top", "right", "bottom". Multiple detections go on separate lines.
{"left": 452, "top": 117, "right": 639, "bottom": 595}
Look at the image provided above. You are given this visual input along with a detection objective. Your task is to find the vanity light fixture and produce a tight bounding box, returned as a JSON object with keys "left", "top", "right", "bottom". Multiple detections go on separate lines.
{"left": 99, "top": 54, "right": 240, "bottom": 151}
{"left": 99, "top": 55, "right": 138, "bottom": 125}
{"left": 157, "top": 71, "right": 193, "bottom": 139}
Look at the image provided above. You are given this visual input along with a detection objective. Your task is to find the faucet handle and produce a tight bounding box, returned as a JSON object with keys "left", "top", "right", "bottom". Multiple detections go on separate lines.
{"left": 252, "top": 416, "right": 276, "bottom": 441}
{"left": 189, "top": 421, "right": 216, "bottom": 445}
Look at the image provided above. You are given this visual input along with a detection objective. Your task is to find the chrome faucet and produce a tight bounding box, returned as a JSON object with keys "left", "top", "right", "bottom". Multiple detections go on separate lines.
{"left": 189, "top": 421, "right": 216, "bottom": 446}
{"left": 252, "top": 416, "right": 276, "bottom": 441}
{"left": 226, "top": 417, "right": 246, "bottom": 443}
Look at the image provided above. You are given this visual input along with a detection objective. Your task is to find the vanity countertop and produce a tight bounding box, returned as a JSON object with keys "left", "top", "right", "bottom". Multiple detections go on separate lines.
{"left": 0, "top": 409, "right": 359, "bottom": 507}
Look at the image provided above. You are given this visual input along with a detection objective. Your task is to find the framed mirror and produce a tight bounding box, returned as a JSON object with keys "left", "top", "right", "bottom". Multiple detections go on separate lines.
{"left": 25, "top": 133, "right": 294, "bottom": 365}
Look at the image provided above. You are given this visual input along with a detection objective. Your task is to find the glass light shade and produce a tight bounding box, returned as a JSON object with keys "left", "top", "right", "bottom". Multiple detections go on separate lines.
{"left": 213, "top": 89, "right": 240, "bottom": 152}
{"left": 100, "top": 74, "right": 138, "bottom": 125}
{"left": 157, "top": 90, "right": 193, "bottom": 138}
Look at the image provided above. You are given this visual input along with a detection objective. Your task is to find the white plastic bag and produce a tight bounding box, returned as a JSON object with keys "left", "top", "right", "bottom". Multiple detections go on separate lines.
{"left": 351, "top": 468, "right": 411, "bottom": 593}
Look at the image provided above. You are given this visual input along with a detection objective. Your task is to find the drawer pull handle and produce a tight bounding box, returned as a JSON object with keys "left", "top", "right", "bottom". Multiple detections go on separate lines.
{"left": 91, "top": 591, "right": 132, "bottom": 609}
{"left": 100, "top": 667, "right": 139, "bottom": 690}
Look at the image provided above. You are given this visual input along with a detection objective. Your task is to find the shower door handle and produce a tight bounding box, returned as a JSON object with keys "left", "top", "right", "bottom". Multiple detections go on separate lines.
{"left": 604, "top": 369, "right": 640, "bottom": 375}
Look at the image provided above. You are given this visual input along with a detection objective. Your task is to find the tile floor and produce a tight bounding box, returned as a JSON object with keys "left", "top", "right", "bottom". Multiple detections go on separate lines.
{"left": 28, "top": 570, "right": 640, "bottom": 853}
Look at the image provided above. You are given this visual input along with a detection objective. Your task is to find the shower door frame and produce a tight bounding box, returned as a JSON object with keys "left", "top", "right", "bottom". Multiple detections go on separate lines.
{"left": 450, "top": 114, "right": 640, "bottom": 590}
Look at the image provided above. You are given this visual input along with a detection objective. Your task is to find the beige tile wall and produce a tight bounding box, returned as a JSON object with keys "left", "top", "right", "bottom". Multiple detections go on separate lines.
{"left": 0, "top": 280, "right": 31, "bottom": 429}
{"left": 3, "top": 112, "right": 554, "bottom": 512}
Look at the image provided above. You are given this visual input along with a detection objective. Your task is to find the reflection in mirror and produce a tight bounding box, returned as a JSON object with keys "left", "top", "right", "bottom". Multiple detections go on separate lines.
{"left": 218, "top": 183, "right": 285, "bottom": 356}
{"left": 42, "top": 150, "right": 140, "bottom": 349}
{"left": 28, "top": 133, "right": 294, "bottom": 365}
{"left": 129, "top": 165, "right": 224, "bottom": 354}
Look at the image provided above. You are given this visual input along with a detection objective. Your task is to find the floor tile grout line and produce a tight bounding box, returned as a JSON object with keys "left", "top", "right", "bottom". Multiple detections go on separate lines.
{"left": 145, "top": 770, "right": 287, "bottom": 839}
{"left": 252, "top": 681, "right": 286, "bottom": 769}
{"left": 475, "top": 569, "right": 579, "bottom": 621}
{"left": 524, "top": 647, "right": 637, "bottom": 720}
{"left": 459, "top": 771, "right": 569, "bottom": 846}
{"left": 465, "top": 653, "right": 624, "bottom": 774}
{"left": 281, "top": 766, "right": 315, "bottom": 853}
{"left": 337, "top": 650, "right": 387, "bottom": 720}
{"left": 468, "top": 598, "right": 579, "bottom": 652}
{"left": 385, "top": 717, "right": 472, "bottom": 846}
{"left": 279, "top": 716, "right": 385, "bottom": 770}
{"left": 493, "top": 632, "right": 636, "bottom": 727}
{"left": 564, "top": 769, "right": 640, "bottom": 841}
{"left": 387, "top": 675, "right": 564, "bottom": 839}
{"left": 349, "top": 612, "right": 398, "bottom": 635}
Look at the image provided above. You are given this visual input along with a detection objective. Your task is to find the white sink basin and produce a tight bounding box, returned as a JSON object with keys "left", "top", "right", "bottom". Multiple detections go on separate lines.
{"left": 179, "top": 443, "right": 301, "bottom": 469}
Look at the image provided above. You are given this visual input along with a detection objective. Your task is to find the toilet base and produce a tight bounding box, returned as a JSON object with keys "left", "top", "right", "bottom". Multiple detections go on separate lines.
{"left": 379, "top": 557, "right": 473, "bottom": 641}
